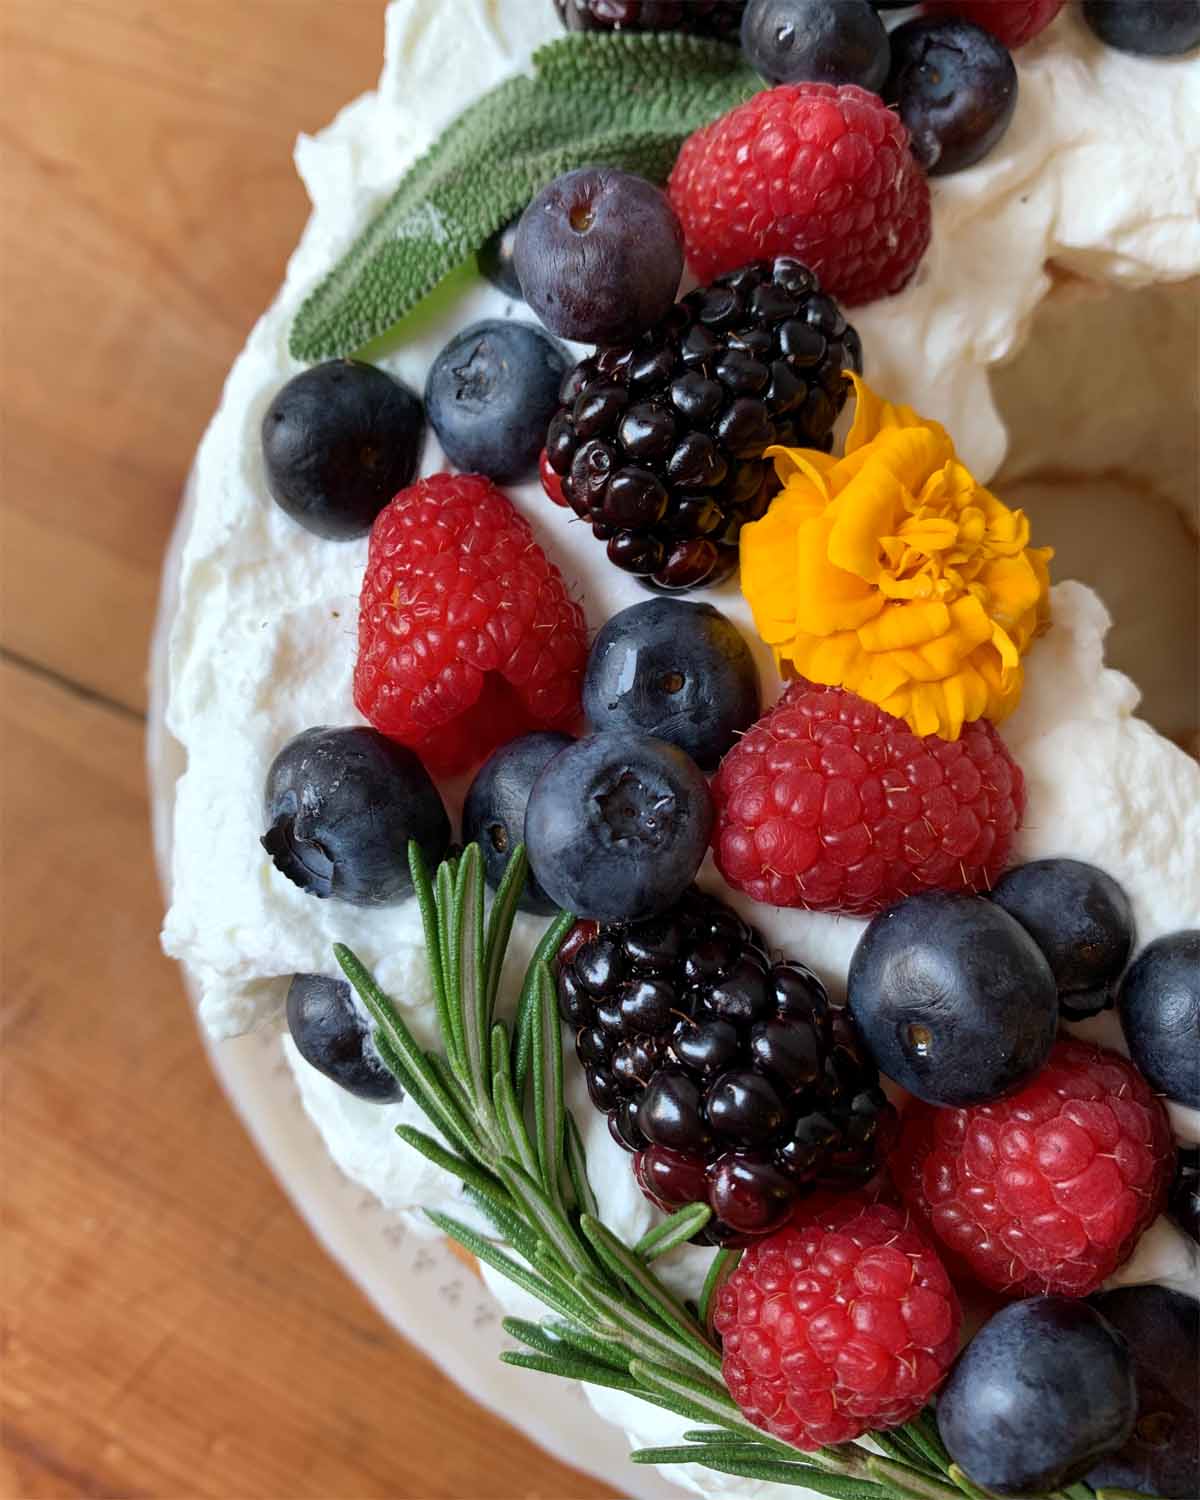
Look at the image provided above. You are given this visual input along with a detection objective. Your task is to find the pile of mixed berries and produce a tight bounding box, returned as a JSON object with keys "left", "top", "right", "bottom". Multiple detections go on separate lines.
{"left": 254, "top": 4, "right": 1199, "bottom": 1495}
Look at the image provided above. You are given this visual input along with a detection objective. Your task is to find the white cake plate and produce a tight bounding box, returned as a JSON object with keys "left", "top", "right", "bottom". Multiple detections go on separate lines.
{"left": 148, "top": 475, "right": 686, "bottom": 1500}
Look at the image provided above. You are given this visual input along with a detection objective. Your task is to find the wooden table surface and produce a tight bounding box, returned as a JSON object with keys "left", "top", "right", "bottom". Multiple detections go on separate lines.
{"left": 1, "top": 4, "right": 618, "bottom": 1496}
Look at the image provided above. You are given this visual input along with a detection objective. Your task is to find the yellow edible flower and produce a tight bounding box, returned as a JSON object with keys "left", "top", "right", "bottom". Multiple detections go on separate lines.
{"left": 740, "top": 376, "right": 1053, "bottom": 740}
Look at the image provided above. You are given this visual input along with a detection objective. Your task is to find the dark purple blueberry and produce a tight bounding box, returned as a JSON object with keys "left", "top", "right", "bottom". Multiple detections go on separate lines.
{"left": 1083, "top": 0, "right": 1200, "bottom": 55}
{"left": 741, "top": 0, "right": 890, "bottom": 90}
{"left": 885, "top": 17, "right": 1017, "bottom": 176}
{"left": 640, "top": 1069, "right": 712, "bottom": 1153}
{"left": 708, "top": 1153, "right": 794, "bottom": 1235}
{"left": 477, "top": 214, "right": 524, "bottom": 300}
{"left": 425, "top": 321, "right": 568, "bottom": 483}
{"left": 1118, "top": 930, "right": 1200, "bottom": 1107}
{"left": 847, "top": 892, "right": 1058, "bottom": 1107}
{"left": 707, "top": 1070, "right": 786, "bottom": 1144}
{"left": 991, "top": 857, "right": 1134, "bottom": 1002}
{"left": 669, "top": 1018, "right": 741, "bottom": 1076}
{"left": 261, "top": 360, "right": 424, "bottom": 540}
{"left": 462, "top": 731, "right": 572, "bottom": 913}
{"left": 514, "top": 167, "right": 683, "bottom": 345}
{"left": 286, "top": 974, "right": 402, "bottom": 1102}
{"left": 1086, "top": 1286, "right": 1199, "bottom": 1500}
{"left": 525, "top": 732, "right": 714, "bottom": 922}
{"left": 261, "top": 727, "right": 449, "bottom": 906}
{"left": 939, "top": 1298, "right": 1136, "bottom": 1494}
{"left": 703, "top": 954, "right": 772, "bottom": 1024}
{"left": 582, "top": 598, "right": 761, "bottom": 772}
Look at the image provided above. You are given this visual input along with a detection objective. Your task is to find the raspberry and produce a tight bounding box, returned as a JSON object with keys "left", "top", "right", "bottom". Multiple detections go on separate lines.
{"left": 924, "top": 0, "right": 1064, "bottom": 50}
{"left": 354, "top": 473, "right": 586, "bottom": 775}
{"left": 710, "top": 680, "right": 1024, "bottom": 917}
{"left": 668, "top": 84, "right": 931, "bottom": 307}
{"left": 714, "top": 1193, "right": 961, "bottom": 1449}
{"left": 891, "top": 1039, "right": 1174, "bottom": 1298}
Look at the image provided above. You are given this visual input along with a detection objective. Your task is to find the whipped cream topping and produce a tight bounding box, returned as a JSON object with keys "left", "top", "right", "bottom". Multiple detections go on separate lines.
{"left": 161, "top": 2, "right": 1200, "bottom": 1493}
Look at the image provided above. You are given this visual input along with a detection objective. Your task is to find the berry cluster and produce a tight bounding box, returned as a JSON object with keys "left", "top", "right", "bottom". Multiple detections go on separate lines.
{"left": 557, "top": 887, "right": 896, "bottom": 1242}
{"left": 545, "top": 257, "right": 860, "bottom": 591}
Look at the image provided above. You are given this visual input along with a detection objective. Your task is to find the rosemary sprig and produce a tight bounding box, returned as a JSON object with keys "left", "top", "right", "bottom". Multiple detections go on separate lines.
{"left": 336, "top": 843, "right": 1147, "bottom": 1500}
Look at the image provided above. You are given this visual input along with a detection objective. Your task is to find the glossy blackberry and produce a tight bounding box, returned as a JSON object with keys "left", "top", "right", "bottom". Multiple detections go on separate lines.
{"left": 557, "top": 886, "right": 896, "bottom": 1242}
{"left": 1169, "top": 1147, "right": 1200, "bottom": 1243}
{"left": 545, "top": 258, "right": 861, "bottom": 592}
{"left": 554, "top": 0, "right": 746, "bottom": 38}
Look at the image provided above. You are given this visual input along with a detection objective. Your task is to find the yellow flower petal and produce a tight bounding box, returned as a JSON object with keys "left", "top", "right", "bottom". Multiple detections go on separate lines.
{"left": 739, "top": 376, "right": 1051, "bottom": 740}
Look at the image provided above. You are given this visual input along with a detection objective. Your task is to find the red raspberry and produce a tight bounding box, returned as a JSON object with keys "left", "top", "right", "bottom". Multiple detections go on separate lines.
{"left": 354, "top": 473, "right": 586, "bottom": 775}
{"left": 714, "top": 1193, "right": 961, "bottom": 1450}
{"left": 710, "top": 680, "right": 1023, "bottom": 917}
{"left": 924, "top": 0, "right": 1064, "bottom": 49}
{"left": 892, "top": 1039, "right": 1174, "bottom": 1299}
{"left": 668, "top": 84, "right": 931, "bottom": 307}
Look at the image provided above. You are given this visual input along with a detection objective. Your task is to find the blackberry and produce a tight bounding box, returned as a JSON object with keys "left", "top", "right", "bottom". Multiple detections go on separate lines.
{"left": 555, "top": 0, "right": 746, "bottom": 39}
{"left": 557, "top": 886, "right": 896, "bottom": 1242}
{"left": 545, "top": 258, "right": 861, "bottom": 592}
{"left": 1169, "top": 1146, "right": 1200, "bottom": 1243}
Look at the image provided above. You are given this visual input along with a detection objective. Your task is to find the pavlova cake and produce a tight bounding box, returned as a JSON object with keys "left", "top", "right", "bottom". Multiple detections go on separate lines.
{"left": 159, "top": 1, "right": 1200, "bottom": 1496}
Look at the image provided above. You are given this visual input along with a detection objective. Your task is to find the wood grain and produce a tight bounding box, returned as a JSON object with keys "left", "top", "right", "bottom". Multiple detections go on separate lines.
{"left": 0, "top": 3, "right": 619, "bottom": 1495}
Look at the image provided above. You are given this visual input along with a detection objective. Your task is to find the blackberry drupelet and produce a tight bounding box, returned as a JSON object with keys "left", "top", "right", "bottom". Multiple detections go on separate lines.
{"left": 544, "top": 258, "right": 861, "bottom": 591}
{"left": 556, "top": 886, "right": 895, "bottom": 1242}
{"left": 555, "top": 0, "right": 746, "bottom": 38}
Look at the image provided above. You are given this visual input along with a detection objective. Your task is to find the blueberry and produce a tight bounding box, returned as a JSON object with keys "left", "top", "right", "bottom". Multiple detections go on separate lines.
{"left": 1086, "top": 1286, "right": 1200, "bottom": 1500}
{"left": 462, "top": 731, "right": 573, "bottom": 914}
{"left": 1118, "top": 930, "right": 1200, "bottom": 1106}
{"left": 846, "top": 891, "right": 1058, "bottom": 1106}
{"left": 286, "top": 974, "right": 402, "bottom": 1102}
{"left": 477, "top": 215, "right": 524, "bottom": 300}
{"left": 582, "top": 599, "right": 760, "bottom": 772}
{"left": 884, "top": 17, "right": 1018, "bottom": 176}
{"left": 1083, "top": 0, "right": 1200, "bottom": 55}
{"left": 741, "top": 0, "right": 890, "bottom": 90}
{"left": 261, "top": 360, "right": 424, "bottom": 540}
{"left": 514, "top": 167, "right": 684, "bottom": 345}
{"left": 939, "top": 1297, "right": 1137, "bottom": 1495}
{"left": 524, "top": 731, "right": 714, "bottom": 922}
{"left": 991, "top": 857, "right": 1135, "bottom": 1001}
{"left": 425, "top": 321, "right": 568, "bottom": 483}
{"left": 261, "top": 727, "right": 450, "bottom": 905}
